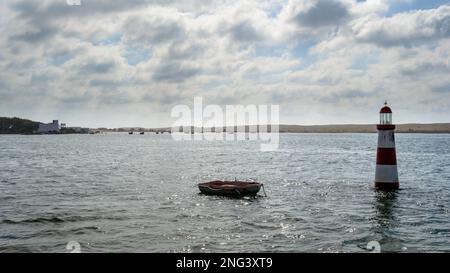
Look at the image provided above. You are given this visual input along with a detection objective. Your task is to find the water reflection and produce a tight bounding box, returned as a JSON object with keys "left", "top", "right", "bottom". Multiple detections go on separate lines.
{"left": 374, "top": 191, "right": 398, "bottom": 227}
{"left": 372, "top": 190, "right": 400, "bottom": 252}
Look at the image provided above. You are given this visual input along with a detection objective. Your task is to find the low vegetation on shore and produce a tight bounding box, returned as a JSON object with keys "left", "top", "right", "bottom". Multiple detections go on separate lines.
{"left": 0, "top": 117, "right": 39, "bottom": 134}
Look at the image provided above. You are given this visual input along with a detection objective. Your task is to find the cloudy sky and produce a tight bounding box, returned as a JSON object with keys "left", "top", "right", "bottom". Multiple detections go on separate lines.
{"left": 1, "top": 0, "right": 450, "bottom": 128}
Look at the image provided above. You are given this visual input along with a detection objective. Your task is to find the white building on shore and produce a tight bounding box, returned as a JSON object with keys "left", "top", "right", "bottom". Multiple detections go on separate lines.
{"left": 37, "top": 120, "right": 60, "bottom": 134}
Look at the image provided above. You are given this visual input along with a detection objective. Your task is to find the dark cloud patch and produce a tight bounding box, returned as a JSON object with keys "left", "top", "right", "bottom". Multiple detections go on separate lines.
{"left": 432, "top": 82, "right": 450, "bottom": 93}
{"left": 46, "top": 48, "right": 81, "bottom": 66}
{"left": 229, "top": 20, "right": 264, "bottom": 43}
{"left": 152, "top": 62, "right": 200, "bottom": 83}
{"left": 0, "top": 78, "right": 6, "bottom": 89}
{"left": 6, "top": 57, "right": 36, "bottom": 70}
{"left": 11, "top": 25, "right": 58, "bottom": 43}
{"left": 356, "top": 32, "right": 449, "bottom": 48}
{"left": 79, "top": 60, "right": 116, "bottom": 75}
{"left": 30, "top": 72, "right": 58, "bottom": 85}
{"left": 123, "top": 17, "right": 185, "bottom": 46}
{"left": 436, "top": 15, "right": 450, "bottom": 36}
{"left": 12, "top": 0, "right": 166, "bottom": 22}
{"left": 9, "top": 0, "right": 174, "bottom": 44}
{"left": 293, "top": 0, "right": 350, "bottom": 27}
{"left": 88, "top": 78, "right": 146, "bottom": 88}
{"left": 141, "top": 94, "right": 155, "bottom": 103}
{"left": 89, "top": 79, "right": 121, "bottom": 87}
{"left": 399, "top": 62, "right": 449, "bottom": 77}
{"left": 167, "top": 43, "right": 205, "bottom": 60}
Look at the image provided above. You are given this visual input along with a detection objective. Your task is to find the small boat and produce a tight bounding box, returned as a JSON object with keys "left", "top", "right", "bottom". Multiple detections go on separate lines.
{"left": 129, "top": 131, "right": 133, "bottom": 135}
{"left": 198, "top": 180, "right": 265, "bottom": 197}
{"left": 140, "top": 132, "right": 145, "bottom": 135}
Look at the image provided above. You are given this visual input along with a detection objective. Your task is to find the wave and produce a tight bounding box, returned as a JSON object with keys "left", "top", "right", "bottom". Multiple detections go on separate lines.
{"left": 2, "top": 216, "right": 66, "bottom": 224}
{"left": 1, "top": 214, "right": 126, "bottom": 225}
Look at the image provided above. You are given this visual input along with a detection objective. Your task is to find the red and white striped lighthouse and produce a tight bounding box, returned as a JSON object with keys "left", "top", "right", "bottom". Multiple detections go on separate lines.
{"left": 375, "top": 101, "right": 399, "bottom": 190}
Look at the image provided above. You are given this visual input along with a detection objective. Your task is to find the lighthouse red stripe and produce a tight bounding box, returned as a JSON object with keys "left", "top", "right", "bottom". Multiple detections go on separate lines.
{"left": 376, "top": 148, "right": 397, "bottom": 165}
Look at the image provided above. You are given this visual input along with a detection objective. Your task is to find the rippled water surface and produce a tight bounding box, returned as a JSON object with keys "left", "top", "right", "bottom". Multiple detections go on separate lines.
{"left": 1, "top": 133, "right": 449, "bottom": 252}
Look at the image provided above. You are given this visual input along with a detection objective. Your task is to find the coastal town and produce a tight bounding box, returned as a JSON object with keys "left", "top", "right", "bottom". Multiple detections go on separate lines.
{"left": 37, "top": 120, "right": 89, "bottom": 134}
{"left": 0, "top": 117, "right": 89, "bottom": 135}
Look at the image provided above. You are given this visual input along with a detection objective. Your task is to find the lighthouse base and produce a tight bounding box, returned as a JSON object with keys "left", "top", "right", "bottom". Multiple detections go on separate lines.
{"left": 374, "top": 181, "right": 399, "bottom": 191}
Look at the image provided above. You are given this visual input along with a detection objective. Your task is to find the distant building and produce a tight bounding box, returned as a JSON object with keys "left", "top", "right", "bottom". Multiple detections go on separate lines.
{"left": 37, "top": 120, "right": 60, "bottom": 134}
{"left": 68, "top": 127, "right": 89, "bottom": 134}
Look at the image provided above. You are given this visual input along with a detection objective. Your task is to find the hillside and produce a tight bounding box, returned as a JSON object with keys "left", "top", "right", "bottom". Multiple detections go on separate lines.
{"left": 0, "top": 117, "right": 40, "bottom": 134}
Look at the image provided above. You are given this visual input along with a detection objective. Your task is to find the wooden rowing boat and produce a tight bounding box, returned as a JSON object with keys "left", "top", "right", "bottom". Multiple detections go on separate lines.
{"left": 198, "top": 180, "right": 264, "bottom": 196}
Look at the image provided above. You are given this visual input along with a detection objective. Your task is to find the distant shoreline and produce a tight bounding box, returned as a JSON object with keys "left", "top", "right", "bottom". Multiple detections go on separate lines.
{"left": 108, "top": 130, "right": 450, "bottom": 134}
{"left": 95, "top": 123, "right": 450, "bottom": 134}
{"left": 2, "top": 116, "right": 450, "bottom": 134}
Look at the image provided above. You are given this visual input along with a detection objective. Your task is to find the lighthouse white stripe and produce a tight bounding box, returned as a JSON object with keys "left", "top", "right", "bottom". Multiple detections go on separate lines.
{"left": 377, "top": 130, "right": 396, "bottom": 148}
{"left": 375, "top": 165, "right": 399, "bottom": 183}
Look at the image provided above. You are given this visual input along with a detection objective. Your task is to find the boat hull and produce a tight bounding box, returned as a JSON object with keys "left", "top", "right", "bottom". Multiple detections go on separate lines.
{"left": 198, "top": 181, "right": 262, "bottom": 196}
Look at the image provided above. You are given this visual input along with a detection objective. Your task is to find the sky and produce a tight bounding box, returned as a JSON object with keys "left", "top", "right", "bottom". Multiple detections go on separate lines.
{"left": 0, "top": 0, "right": 450, "bottom": 128}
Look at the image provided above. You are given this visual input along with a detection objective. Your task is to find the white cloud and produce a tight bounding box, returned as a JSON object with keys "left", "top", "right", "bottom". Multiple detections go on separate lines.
{"left": 0, "top": 0, "right": 449, "bottom": 127}
{"left": 351, "top": 5, "right": 450, "bottom": 47}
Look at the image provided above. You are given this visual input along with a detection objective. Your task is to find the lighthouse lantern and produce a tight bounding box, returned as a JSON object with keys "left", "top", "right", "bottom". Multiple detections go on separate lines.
{"left": 379, "top": 101, "right": 392, "bottom": 125}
